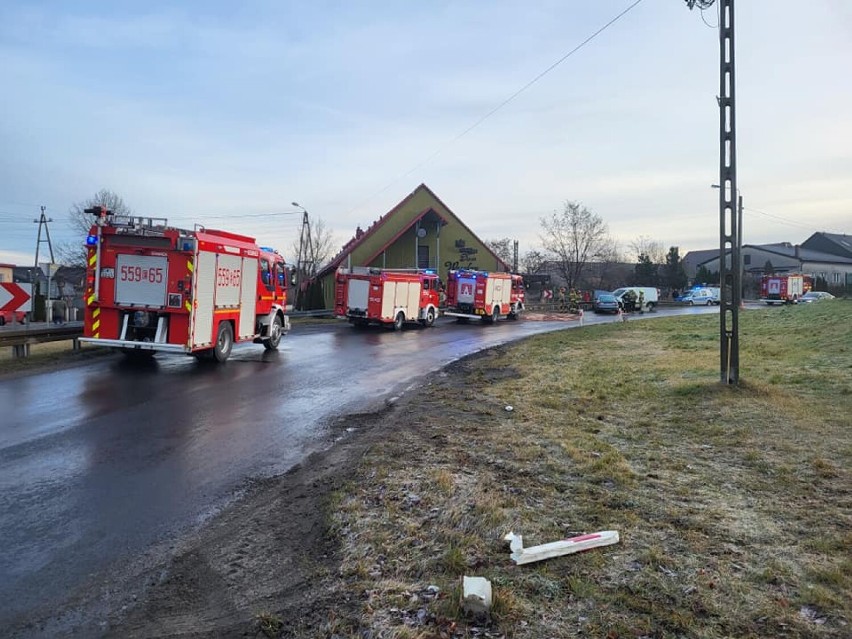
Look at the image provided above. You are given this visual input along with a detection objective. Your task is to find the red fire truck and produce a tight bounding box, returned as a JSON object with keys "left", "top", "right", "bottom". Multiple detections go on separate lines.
{"left": 334, "top": 267, "right": 441, "bottom": 330}
{"left": 760, "top": 274, "right": 805, "bottom": 305}
{"left": 444, "top": 269, "right": 525, "bottom": 323}
{"left": 79, "top": 207, "right": 289, "bottom": 362}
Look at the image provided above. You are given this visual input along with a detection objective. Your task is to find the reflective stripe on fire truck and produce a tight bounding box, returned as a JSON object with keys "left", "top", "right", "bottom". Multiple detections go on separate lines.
{"left": 185, "top": 300, "right": 191, "bottom": 312}
{"left": 88, "top": 252, "right": 97, "bottom": 267}
{"left": 186, "top": 259, "right": 194, "bottom": 273}
{"left": 91, "top": 307, "right": 100, "bottom": 338}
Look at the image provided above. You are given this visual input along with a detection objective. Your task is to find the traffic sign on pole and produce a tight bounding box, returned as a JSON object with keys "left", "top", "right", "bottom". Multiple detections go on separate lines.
{"left": 0, "top": 283, "right": 33, "bottom": 312}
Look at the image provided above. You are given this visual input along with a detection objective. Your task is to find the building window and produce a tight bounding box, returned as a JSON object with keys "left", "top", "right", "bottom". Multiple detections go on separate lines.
{"left": 743, "top": 255, "right": 751, "bottom": 265}
{"left": 833, "top": 272, "right": 842, "bottom": 284}
{"left": 417, "top": 245, "right": 430, "bottom": 269}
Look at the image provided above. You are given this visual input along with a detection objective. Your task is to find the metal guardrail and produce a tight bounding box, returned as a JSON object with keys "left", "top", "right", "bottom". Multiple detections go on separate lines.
{"left": 0, "top": 323, "right": 84, "bottom": 357}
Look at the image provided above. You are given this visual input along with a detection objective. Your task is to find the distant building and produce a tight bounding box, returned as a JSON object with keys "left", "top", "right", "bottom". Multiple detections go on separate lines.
{"left": 0, "top": 263, "right": 13, "bottom": 283}
{"left": 684, "top": 233, "right": 852, "bottom": 291}
{"left": 801, "top": 232, "right": 852, "bottom": 260}
{"left": 311, "top": 184, "right": 509, "bottom": 309}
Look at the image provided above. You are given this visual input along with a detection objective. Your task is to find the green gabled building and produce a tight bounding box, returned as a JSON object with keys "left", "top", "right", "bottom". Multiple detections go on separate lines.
{"left": 313, "top": 184, "right": 510, "bottom": 310}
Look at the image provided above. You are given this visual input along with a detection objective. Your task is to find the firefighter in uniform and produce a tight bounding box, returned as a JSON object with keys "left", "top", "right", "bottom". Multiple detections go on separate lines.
{"left": 638, "top": 290, "right": 645, "bottom": 314}
{"left": 568, "top": 288, "right": 579, "bottom": 313}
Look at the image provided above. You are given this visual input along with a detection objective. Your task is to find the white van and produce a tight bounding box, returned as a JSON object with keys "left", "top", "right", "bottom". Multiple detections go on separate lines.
{"left": 612, "top": 286, "right": 659, "bottom": 312}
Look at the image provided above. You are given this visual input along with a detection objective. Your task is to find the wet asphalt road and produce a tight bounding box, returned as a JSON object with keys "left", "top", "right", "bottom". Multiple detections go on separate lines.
{"left": 0, "top": 307, "right": 717, "bottom": 630}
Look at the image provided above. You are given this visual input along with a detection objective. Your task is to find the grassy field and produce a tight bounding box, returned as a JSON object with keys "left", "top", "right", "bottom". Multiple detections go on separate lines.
{"left": 319, "top": 301, "right": 851, "bottom": 638}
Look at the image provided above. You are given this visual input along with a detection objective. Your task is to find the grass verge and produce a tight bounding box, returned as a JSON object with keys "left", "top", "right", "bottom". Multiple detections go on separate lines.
{"left": 316, "top": 301, "right": 850, "bottom": 638}
{"left": 0, "top": 340, "right": 111, "bottom": 377}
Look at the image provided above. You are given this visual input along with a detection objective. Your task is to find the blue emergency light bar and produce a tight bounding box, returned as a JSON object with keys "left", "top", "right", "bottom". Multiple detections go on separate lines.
{"left": 86, "top": 235, "right": 98, "bottom": 246}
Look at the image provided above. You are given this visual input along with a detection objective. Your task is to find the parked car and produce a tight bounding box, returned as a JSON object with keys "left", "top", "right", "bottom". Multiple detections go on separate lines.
{"left": 593, "top": 293, "right": 621, "bottom": 314}
{"left": 684, "top": 287, "right": 720, "bottom": 306}
{"left": 800, "top": 291, "right": 835, "bottom": 303}
{"left": 0, "top": 310, "right": 27, "bottom": 326}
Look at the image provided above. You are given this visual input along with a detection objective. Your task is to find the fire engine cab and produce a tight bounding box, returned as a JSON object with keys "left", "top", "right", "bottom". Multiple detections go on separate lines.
{"left": 334, "top": 267, "right": 440, "bottom": 330}
{"left": 444, "top": 269, "right": 525, "bottom": 323}
{"left": 79, "top": 207, "right": 290, "bottom": 362}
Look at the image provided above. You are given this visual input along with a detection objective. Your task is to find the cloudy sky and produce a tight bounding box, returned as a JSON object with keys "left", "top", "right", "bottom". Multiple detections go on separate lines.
{"left": 1, "top": 0, "right": 850, "bottom": 266}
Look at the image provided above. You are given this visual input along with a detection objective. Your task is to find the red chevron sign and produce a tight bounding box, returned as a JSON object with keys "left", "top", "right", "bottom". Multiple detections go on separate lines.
{"left": 0, "top": 283, "right": 32, "bottom": 312}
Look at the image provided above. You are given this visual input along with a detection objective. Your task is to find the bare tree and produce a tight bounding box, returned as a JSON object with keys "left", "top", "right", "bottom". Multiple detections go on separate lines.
{"left": 311, "top": 217, "right": 337, "bottom": 272}
{"left": 56, "top": 189, "right": 132, "bottom": 266}
{"left": 593, "top": 238, "right": 627, "bottom": 291}
{"left": 628, "top": 235, "right": 666, "bottom": 265}
{"left": 520, "top": 249, "right": 547, "bottom": 275}
{"left": 539, "top": 201, "right": 610, "bottom": 290}
{"left": 289, "top": 215, "right": 338, "bottom": 275}
{"left": 485, "top": 238, "right": 514, "bottom": 265}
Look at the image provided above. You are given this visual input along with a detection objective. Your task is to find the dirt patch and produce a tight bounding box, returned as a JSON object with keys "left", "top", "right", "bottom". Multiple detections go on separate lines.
{"left": 100, "top": 409, "right": 394, "bottom": 638}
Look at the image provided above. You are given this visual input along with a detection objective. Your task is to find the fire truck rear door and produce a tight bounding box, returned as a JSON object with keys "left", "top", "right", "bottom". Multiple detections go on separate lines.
{"left": 347, "top": 278, "right": 369, "bottom": 312}
{"left": 114, "top": 255, "right": 168, "bottom": 307}
{"left": 458, "top": 276, "right": 476, "bottom": 305}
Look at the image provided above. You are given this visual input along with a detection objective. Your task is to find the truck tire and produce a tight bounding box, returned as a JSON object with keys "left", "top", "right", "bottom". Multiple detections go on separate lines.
{"left": 213, "top": 321, "right": 233, "bottom": 362}
{"left": 263, "top": 315, "right": 283, "bottom": 350}
{"left": 393, "top": 312, "right": 405, "bottom": 331}
{"left": 488, "top": 306, "right": 500, "bottom": 324}
{"left": 421, "top": 307, "right": 436, "bottom": 328}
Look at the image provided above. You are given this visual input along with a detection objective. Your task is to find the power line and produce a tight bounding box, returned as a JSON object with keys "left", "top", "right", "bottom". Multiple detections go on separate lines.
{"left": 742, "top": 206, "right": 846, "bottom": 234}
{"left": 346, "top": 0, "right": 647, "bottom": 217}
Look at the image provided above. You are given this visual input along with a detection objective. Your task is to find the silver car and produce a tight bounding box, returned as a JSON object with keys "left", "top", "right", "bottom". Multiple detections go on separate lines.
{"left": 800, "top": 291, "right": 835, "bottom": 303}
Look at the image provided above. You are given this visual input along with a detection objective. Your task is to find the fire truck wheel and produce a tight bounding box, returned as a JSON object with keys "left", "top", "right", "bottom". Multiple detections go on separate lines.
{"left": 263, "top": 315, "right": 283, "bottom": 350}
{"left": 213, "top": 322, "right": 234, "bottom": 362}
{"left": 393, "top": 312, "right": 405, "bottom": 331}
{"left": 421, "top": 307, "right": 436, "bottom": 328}
{"left": 488, "top": 306, "right": 500, "bottom": 324}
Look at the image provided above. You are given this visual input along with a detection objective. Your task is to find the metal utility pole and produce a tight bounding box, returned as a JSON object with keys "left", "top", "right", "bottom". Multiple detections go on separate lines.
{"left": 292, "top": 202, "right": 316, "bottom": 310}
{"left": 33, "top": 206, "right": 55, "bottom": 322}
{"left": 686, "top": 0, "right": 740, "bottom": 384}
{"left": 33, "top": 206, "right": 55, "bottom": 267}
